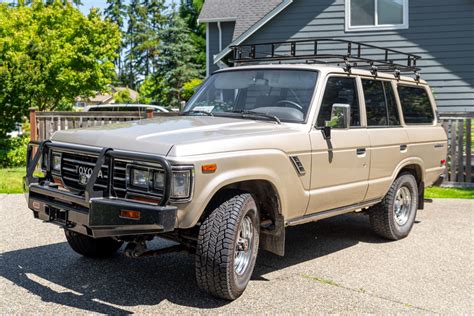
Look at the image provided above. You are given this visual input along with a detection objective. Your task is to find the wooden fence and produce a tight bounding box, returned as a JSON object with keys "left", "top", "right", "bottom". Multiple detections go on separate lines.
{"left": 29, "top": 109, "right": 473, "bottom": 186}
{"left": 29, "top": 108, "right": 152, "bottom": 142}
{"left": 440, "top": 112, "right": 473, "bottom": 187}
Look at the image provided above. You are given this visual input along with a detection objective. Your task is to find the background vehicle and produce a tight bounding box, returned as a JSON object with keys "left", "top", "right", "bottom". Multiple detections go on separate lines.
{"left": 25, "top": 39, "right": 447, "bottom": 300}
{"left": 84, "top": 104, "right": 169, "bottom": 113}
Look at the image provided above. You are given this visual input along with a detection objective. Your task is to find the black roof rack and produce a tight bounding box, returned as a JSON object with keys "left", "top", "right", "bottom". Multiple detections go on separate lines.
{"left": 229, "top": 38, "right": 421, "bottom": 76}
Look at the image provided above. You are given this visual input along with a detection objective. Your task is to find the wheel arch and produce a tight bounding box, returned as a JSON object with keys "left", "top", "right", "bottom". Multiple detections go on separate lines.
{"left": 199, "top": 179, "right": 286, "bottom": 256}
{"left": 393, "top": 159, "right": 425, "bottom": 210}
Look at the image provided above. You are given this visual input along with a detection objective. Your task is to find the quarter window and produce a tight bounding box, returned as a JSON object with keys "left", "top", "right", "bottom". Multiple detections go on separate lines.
{"left": 317, "top": 77, "right": 360, "bottom": 128}
{"left": 397, "top": 86, "right": 434, "bottom": 124}
{"left": 346, "top": 0, "right": 408, "bottom": 31}
{"left": 362, "top": 79, "right": 400, "bottom": 126}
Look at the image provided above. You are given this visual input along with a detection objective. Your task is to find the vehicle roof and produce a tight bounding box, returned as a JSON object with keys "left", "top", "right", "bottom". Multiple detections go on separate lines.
{"left": 216, "top": 64, "right": 428, "bottom": 85}
{"left": 84, "top": 104, "right": 169, "bottom": 112}
{"left": 86, "top": 104, "right": 165, "bottom": 108}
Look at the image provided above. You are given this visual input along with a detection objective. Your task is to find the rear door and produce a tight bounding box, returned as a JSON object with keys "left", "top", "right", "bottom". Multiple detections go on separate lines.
{"left": 362, "top": 78, "right": 410, "bottom": 200}
{"left": 307, "top": 75, "right": 371, "bottom": 214}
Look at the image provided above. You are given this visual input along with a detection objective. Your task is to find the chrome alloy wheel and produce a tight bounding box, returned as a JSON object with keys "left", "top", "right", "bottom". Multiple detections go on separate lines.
{"left": 393, "top": 186, "right": 412, "bottom": 226}
{"left": 234, "top": 215, "right": 254, "bottom": 276}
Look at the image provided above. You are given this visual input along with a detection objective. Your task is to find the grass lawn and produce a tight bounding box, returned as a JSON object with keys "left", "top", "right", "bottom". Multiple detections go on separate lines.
{"left": 425, "top": 187, "right": 474, "bottom": 199}
{"left": 0, "top": 167, "right": 25, "bottom": 194}
{"left": 0, "top": 167, "right": 473, "bottom": 199}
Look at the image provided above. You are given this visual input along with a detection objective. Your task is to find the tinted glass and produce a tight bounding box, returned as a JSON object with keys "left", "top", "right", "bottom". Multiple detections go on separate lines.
{"left": 351, "top": 0, "right": 375, "bottom": 26}
{"left": 378, "top": 0, "right": 404, "bottom": 24}
{"left": 186, "top": 70, "right": 318, "bottom": 123}
{"left": 363, "top": 79, "right": 388, "bottom": 126}
{"left": 317, "top": 77, "right": 360, "bottom": 127}
{"left": 398, "top": 86, "right": 434, "bottom": 124}
{"left": 384, "top": 82, "right": 400, "bottom": 125}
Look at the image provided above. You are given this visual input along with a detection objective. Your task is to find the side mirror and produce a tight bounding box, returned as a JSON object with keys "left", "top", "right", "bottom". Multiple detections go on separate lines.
{"left": 326, "top": 103, "right": 351, "bottom": 129}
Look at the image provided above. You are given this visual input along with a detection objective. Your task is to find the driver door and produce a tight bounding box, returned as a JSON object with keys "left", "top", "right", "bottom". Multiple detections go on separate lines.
{"left": 306, "top": 75, "right": 370, "bottom": 214}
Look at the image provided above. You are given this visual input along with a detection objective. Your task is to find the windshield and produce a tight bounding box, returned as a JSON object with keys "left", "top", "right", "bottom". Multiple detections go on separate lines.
{"left": 185, "top": 69, "right": 318, "bottom": 123}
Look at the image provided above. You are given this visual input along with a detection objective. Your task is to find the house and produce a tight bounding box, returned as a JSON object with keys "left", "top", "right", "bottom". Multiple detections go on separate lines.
{"left": 75, "top": 86, "right": 139, "bottom": 107}
{"left": 198, "top": 0, "right": 474, "bottom": 113}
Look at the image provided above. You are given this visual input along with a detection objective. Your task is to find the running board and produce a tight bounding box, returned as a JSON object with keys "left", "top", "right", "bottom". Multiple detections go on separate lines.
{"left": 286, "top": 199, "right": 381, "bottom": 227}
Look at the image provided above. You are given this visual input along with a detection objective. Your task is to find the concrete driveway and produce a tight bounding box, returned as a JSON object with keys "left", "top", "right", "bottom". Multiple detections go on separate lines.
{"left": 1, "top": 195, "right": 472, "bottom": 314}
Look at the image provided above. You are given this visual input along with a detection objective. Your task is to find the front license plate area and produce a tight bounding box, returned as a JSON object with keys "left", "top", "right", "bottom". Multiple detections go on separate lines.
{"left": 46, "top": 206, "right": 68, "bottom": 225}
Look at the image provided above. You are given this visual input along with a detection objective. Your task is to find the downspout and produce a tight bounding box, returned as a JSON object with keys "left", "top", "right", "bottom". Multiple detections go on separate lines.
{"left": 217, "top": 21, "right": 223, "bottom": 51}
{"left": 206, "top": 23, "right": 210, "bottom": 77}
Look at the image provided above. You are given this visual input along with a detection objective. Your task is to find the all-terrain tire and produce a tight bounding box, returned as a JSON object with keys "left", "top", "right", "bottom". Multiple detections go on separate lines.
{"left": 65, "top": 230, "right": 123, "bottom": 258}
{"left": 369, "top": 172, "right": 418, "bottom": 240}
{"left": 195, "top": 193, "right": 259, "bottom": 300}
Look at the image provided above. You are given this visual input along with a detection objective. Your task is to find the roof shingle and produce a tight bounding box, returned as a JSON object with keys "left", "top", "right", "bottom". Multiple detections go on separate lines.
{"left": 199, "top": 0, "right": 284, "bottom": 40}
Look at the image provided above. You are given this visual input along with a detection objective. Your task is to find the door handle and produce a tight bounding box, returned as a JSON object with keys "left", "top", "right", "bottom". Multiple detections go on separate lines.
{"left": 400, "top": 144, "right": 408, "bottom": 151}
{"left": 356, "top": 148, "right": 366, "bottom": 155}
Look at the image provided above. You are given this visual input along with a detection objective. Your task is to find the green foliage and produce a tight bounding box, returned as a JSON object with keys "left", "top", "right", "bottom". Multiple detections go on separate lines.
{"left": 145, "top": 10, "right": 200, "bottom": 107}
{"left": 113, "top": 88, "right": 134, "bottom": 103}
{"left": 182, "top": 78, "right": 203, "bottom": 101}
{"left": 0, "top": 2, "right": 121, "bottom": 139}
{"left": 179, "top": 0, "right": 205, "bottom": 75}
{"left": 0, "top": 134, "right": 29, "bottom": 168}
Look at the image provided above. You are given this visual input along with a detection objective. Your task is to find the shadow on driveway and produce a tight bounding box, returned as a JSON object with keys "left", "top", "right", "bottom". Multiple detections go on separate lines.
{"left": 1, "top": 213, "right": 389, "bottom": 313}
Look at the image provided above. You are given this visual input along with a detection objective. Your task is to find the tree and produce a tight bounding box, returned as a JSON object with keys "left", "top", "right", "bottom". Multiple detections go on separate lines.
{"left": 179, "top": 0, "right": 205, "bottom": 75}
{"left": 143, "top": 9, "right": 200, "bottom": 107}
{"left": 14, "top": 0, "right": 83, "bottom": 7}
{"left": 113, "top": 88, "right": 134, "bottom": 103}
{"left": 0, "top": 2, "right": 121, "bottom": 138}
{"left": 105, "top": 0, "right": 126, "bottom": 82}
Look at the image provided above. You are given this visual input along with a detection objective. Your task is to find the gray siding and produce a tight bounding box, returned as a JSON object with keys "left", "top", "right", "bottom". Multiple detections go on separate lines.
{"left": 242, "top": 0, "right": 474, "bottom": 112}
{"left": 207, "top": 22, "right": 235, "bottom": 75}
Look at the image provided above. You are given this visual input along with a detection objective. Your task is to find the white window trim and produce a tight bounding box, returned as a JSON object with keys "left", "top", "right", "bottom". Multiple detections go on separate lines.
{"left": 345, "top": 0, "right": 409, "bottom": 32}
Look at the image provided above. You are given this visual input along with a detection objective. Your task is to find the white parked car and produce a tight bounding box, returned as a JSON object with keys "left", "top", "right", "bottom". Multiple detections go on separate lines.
{"left": 83, "top": 104, "right": 169, "bottom": 113}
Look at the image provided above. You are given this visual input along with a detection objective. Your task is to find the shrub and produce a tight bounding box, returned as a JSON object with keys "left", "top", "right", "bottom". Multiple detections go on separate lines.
{"left": 0, "top": 134, "right": 29, "bottom": 168}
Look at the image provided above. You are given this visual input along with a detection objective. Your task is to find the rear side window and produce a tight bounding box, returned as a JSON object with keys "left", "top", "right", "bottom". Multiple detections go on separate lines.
{"left": 398, "top": 86, "right": 434, "bottom": 124}
{"left": 362, "top": 79, "right": 400, "bottom": 126}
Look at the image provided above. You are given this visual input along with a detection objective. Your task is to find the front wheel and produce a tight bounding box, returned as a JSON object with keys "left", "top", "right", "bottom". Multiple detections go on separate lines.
{"left": 195, "top": 193, "right": 259, "bottom": 300}
{"left": 369, "top": 173, "right": 418, "bottom": 240}
{"left": 65, "top": 230, "right": 123, "bottom": 258}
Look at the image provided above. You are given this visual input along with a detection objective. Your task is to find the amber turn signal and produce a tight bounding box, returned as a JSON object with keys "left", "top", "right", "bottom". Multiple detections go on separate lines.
{"left": 202, "top": 163, "right": 217, "bottom": 173}
{"left": 120, "top": 210, "right": 141, "bottom": 220}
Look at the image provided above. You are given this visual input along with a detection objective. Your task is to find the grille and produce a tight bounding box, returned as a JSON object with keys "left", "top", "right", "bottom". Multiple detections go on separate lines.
{"left": 58, "top": 152, "right": 159, "bottom": 199}
{"left": 61, "top": 152, "right": 109, "bottom": 192}
{"left": 111, "top": 160, "right": 127, "bottom": 198}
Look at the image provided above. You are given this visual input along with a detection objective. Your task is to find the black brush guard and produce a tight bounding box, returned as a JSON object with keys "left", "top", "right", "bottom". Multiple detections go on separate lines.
{"left": 25, "top": 141, "right": 177, "bottom": 238}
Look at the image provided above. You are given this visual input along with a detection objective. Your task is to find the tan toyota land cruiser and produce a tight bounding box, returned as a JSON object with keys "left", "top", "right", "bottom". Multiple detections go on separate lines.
{"left": 25, "top": 39, "right": 447, "bottom": 300}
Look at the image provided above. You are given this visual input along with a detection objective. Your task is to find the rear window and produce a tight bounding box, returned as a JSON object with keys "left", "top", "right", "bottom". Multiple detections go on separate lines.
{"left": 397, "top": 86, "right": 434, "bottom": 124}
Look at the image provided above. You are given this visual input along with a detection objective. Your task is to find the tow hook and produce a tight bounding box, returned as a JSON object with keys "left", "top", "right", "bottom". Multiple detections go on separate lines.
{"left": 124, "top": 241, "right": 188, "bottom": 258}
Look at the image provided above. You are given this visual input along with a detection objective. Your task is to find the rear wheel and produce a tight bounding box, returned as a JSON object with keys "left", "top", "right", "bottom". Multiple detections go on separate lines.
{"left": 65, "top": 230, "right": 123, "bottom": 258}
{"left": 195, "top": 193, "right": 259, "bottom": 300}
{"left": 369, "top": 173, "right": 418, "bottom": 240}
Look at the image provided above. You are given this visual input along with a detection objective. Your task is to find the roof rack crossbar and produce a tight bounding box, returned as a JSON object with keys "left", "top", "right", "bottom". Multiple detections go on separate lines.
{"left": 229, "top": 38, "right": 421, "bottom": 73}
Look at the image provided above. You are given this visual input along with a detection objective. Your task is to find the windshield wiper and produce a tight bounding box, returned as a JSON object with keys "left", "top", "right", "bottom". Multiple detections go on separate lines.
{"left": 181, "top": 110, "right": 214, "bottom": 116}
{"left": 227, "top": 110, "right": 281, "bottom": 124}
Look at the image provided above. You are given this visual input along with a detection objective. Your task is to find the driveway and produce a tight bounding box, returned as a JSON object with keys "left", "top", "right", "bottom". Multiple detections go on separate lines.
{"left": 1, "top": 195, "right": 472, "bottom": 314}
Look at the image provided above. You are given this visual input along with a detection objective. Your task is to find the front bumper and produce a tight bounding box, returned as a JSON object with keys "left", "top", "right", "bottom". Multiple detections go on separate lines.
{"left": 25, "top": 141, "right": 177, "bottom": 238}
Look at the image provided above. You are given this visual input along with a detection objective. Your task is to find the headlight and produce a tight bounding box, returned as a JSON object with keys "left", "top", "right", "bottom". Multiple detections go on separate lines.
{"left": 127, "top": 165, "right": 193, "bottom": 200}
{"left": 171, "top": 170, "right": 192, "bottom": 199}
{"left": 130, "top": 168, "right": 150, "bottom": 189}
{"left": 51, "top": 153, "right": 61, "bottom": 171}
{"left": 153, "top": 171, "right": 165, "bottom": 190}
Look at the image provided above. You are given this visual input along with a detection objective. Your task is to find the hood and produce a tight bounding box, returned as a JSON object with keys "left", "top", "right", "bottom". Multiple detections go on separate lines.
{"left": 51, "top": 116, "right": 305, "bottom": 156}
